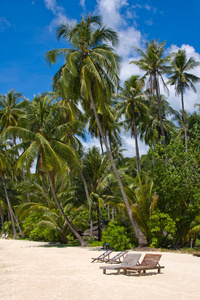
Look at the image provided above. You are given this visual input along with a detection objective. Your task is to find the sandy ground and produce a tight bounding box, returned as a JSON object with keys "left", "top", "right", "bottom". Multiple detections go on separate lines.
{"left": 0, "top": 239, "right": 200, "bottom": 300}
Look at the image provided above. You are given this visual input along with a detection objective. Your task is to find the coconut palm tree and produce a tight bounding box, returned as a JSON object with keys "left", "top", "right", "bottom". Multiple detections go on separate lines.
{"left": 3, "top": 93, "right": 86, "bottom": 245}
{"left": 45, "top": 14, "right": 147, "bottom": 245}
{"left": 167, "top": 49, "right": 200, "bottom": 152}
{"left": 130, "top": 39, "right": 173, "bottom": 148}
{"left": 115, "top": 75, "right": 146, "bottom": 174}
{"left": 138, "top": 95, "right": 177, "bottom": 147}
{"left": 0, "top": 89, "right": 27, "bottom": 133}
{"left": 0, "top": 142, "right": 17, "bottom": 238}
{"left": 88, "top": 102, "right": 121, "bottom": 153}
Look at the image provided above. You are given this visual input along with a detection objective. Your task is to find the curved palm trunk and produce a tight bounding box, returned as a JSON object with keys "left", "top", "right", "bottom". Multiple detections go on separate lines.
{"left": 48, "top": 173, "right": 87, "bottom": 246}
{"left": 80, "top": 171, "right": 93, "bottom": 236}
{"left": 2, "top": 174, "right": 17, "bottom": 238}
{"left": 70, "top": 137, "right": 94, "bottom": 237}
{"left": 90, "top": 92, "right": 147, "bottom": 246}
{"left": 131, "top": 105, "right": 141, "bottom": 174}
{"left": 180, "top": 88, "right": 188, "bottom": 153}
{"left": 10, "top": 207, "right": 24, "bottom": 237}
{"left": 154, "top": 75, "right": 166, "bottom": 148}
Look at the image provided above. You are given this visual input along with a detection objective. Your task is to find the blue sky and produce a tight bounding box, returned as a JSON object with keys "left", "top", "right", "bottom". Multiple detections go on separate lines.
{"left": 1, "top": 0, "right": 200, "bottom": 156}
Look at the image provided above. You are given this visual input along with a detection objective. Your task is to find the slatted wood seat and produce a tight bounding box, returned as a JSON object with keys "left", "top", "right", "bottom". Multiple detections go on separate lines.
{"left": 91, "top": 250, "right": 113, "bottom": 263}
{"left": 104, "top": 250, "right": 129, "bottom": 264}
{"left": 99, "top": 253, "right": 141, "bottom": 274}
{"left": 121, "top": 253, "right": 164, "bottom": 276}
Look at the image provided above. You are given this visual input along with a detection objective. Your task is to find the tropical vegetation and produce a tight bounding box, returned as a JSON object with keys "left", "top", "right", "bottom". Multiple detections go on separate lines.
{"left": 0, "top": 15, "right": 200, "bottom": 250}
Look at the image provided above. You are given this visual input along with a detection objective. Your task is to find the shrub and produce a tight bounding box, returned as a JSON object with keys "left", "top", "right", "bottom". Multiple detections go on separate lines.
{"left": 149, "top": 210, "right": 176, "bottom": 248}
{"left": 101, "top": 220, "right": 132, "bottom": 251}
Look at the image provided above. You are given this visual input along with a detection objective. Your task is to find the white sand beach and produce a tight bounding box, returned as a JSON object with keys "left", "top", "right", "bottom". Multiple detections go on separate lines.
{"left": 0, "top": 239, "right": 200, "bottom": 300}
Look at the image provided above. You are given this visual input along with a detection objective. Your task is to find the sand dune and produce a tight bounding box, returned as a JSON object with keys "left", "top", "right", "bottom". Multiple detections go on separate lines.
{"left": 0, "top": 239, "right": 200, "bottom": 300}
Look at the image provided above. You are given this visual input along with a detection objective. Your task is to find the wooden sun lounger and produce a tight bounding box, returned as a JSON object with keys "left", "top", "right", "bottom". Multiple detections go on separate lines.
{"left": 91, "top": 250, "right": 113, "bottom": 263}
{"left": 193, "top": 253, "right": 200, "bottom": 257}
{"left": 99, "top": 253, "right": 141, "bottom": 274}
{"left": 105, "top": 250, "right": 129, "bottom": 264}
{"left": 121, "top": 253, "right": 164, "bottom": 276}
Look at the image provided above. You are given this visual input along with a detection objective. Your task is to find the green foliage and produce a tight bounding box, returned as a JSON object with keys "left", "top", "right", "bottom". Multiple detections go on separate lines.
{"left": 29, "top": 222, "right": 59, "bottom": 242}
{"left": 149, "top": 131, "right": 200, "bottom": 246}
{"left": 148, "top": 210, "right": 176, "bottom": 248}
{"left": 4, "top": 221, "right": 12, "bottom": 233}
{"left": 102, "top": 220, "right": 132, "bottom": 251}
{"left": 89, "top": 241, "right": 103, "bottom": 247}
{"left": 22, "top": 212, "right": 43, "bottom": 236}
{"left": 23, "top": 212, "right": 59, "bottom": 242}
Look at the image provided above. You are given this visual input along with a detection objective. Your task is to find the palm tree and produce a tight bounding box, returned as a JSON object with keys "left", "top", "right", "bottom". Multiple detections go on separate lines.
{"left": 0, "top": 89, "right": 27, "bottom": 133}
{"left": 88, "top": 102, "right": 121, "bottom": 153}
{"left": 45, "top": 14, "right": 147, "bottom": 245}
{"left": 138, "top": 95, "right": 177, "bottom": 146}
{"left": 0, "top": 142, "right": 17, "bottom": 238}
{"left": 4, "top": 94, "right": 86, "bottom": 245}
{"left": 115, "top": 75, "right": 146, "bottom": 174}
{"left": 130, "top": 39, "right": 173, "bottom": 148}
{"left": 167, "top": 49, "right": 200, "bottom": 152}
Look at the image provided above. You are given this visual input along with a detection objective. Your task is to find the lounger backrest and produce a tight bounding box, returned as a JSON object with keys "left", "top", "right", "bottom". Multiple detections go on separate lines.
{"left": 100, "top": 250, "right": 112, "bottom": 258}
{"left": 121, "top": 253, "right": 141, "bottom": 266}
{"left": 140, "top": 254, "right": 162, "bottom": 267}
{"left": 110, "top": 251, "right": 127, "bottom": 260}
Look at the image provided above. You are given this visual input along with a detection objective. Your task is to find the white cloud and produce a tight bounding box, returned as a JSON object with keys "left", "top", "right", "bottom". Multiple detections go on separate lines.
{"left": 80, "top": 0, "right": 85, "bottom": 9}
{"left": 121, "top": 133, "right": 149, "bottom": 158}
{"left": 0, "top": 17, "right": 11, "bottom": 31}
{"left": 117, "top": 27, "right": 142, "bottom": 58}
{"left": 96, "top": 0, "right": 128, "bottom": 28}
{"left": 44, "top": 0, "right": 58, "bottom": 14}
{"left": 120, "top": 57, "right": 143, "bottom": 83}
{"left": 43, "top": 0, "right": 75, "bottom": 31}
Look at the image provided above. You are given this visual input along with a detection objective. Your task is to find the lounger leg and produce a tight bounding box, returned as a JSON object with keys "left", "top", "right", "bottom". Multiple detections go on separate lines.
{"left": 158, "top": 268, "right": 161, "bottom": 274}
{"left": 103, "top": 269, "right": 106, "bottom": 274}
{"left": 138, "top": 270, "right": 142, "bottom": 276}
{"left": 117, "top": 269, "right": 120, "bottom": 275}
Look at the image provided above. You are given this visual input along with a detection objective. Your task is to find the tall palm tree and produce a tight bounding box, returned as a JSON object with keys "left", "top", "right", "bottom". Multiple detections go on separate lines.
{"left": 167, "top": 49, "right": 200, "bottom": 152}
{"left": 4, "top": 94, "right": 86, "bottom": 245}
{"left": 83, "top": 146, "right": 111, "bottom": 240}
{"left": 45, "top": 14, "right": 147, "bottom": 245}
{"left": 0, "top": 142, "right": 17, "bottom": 238}
{"left": 115, "top": 75, "right": 146, "bottom": 174}
{"left": 130, "top": 39, "right": 173, "bottom": 148}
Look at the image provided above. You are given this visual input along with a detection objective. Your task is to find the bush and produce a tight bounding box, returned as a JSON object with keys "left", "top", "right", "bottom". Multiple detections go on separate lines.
{"left": 29, "top": 222, "right": 59, "bottom": 242}
{"left": 149, "top": 210, "right": 176, "bottom": 248}
{"left": 101, "top": 220, "right": 132, "bottom": 251}
{"left": 22, "top": 212, "right": 43, "bottom": 237}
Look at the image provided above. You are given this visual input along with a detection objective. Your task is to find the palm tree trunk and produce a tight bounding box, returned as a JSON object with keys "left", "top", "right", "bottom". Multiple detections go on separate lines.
{"left": 80, "top": 171, "right": 93, "bottom": 236}
{"left": 180, "top": 88, "right": 188, "bottom": 153}
{"left": 90, "top": 92, "right": 147, "bottom": 246}
{"left": 22, "top": 169, "right": 30, "bottom": 203}
{"left": 2, "top": 174, "right": 17, "bottom": 238}
{"left": 154, "top": 74, "right": 166, "bottom": 148}
{"left": 131, "top": 106, "right": 141, "bottom": 174}
{"left": 10, "top": 207, "right": 24, "bottom": 237}
{"left": 97, "top": 205, "right": 101, "bottom": 241}
{"left": 48, "top": 173, "right": 87, "bottom": 246}
{"left": 112, "top": 207, "right": 115, "bottom": 220}
{"left": 107, "top": 203, "right": 110, "bottom": 221}
{"left": 0, "top": 205, "right": 5, "bottom": 234}
{"left": 70, "top": 137, "right": 94, "bottom": 237}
